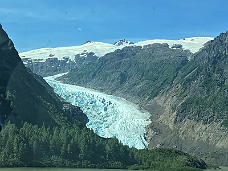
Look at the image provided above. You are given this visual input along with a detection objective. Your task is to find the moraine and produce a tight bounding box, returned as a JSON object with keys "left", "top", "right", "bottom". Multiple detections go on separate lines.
{"left": 45, "top": 74, "right": 151, "bottom": 149}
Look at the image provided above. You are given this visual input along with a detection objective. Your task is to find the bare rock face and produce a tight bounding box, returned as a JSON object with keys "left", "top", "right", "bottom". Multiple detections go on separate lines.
{"left": 114, "top": 39, "right": 134, "bottom": 46}
{"left": 145, "top": 91, "right": 228, "bottom": 166}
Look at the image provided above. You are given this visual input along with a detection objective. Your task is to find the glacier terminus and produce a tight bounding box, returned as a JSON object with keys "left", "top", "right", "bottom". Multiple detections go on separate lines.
{"left": 45, "top": 74, "right": 151, "bottom": 149}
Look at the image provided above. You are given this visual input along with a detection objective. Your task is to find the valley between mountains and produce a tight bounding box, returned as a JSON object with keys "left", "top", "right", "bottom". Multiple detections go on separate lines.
{"left": 0, "top": 25, "right": 209, "bottom": 170}
{"left": 1, "top": 22, "right": 228, "bottom": 169}
{"left": 20, "top": 32, "right": 228, "bottom": 166}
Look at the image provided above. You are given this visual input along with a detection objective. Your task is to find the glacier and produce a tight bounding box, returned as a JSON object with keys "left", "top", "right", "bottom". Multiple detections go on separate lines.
{"left": 45, "top": 74, "right": 151, "bottom": 149}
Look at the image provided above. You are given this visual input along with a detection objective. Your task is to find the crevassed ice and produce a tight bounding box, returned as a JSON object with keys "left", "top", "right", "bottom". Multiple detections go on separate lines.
{"left": 45, "top": 74, "right": 151, "bottom": 149}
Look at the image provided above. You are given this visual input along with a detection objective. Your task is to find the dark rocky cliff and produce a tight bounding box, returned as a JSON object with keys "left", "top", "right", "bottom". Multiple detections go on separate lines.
{"left": 0, "top": 25, "right": 87, "bottom": 128}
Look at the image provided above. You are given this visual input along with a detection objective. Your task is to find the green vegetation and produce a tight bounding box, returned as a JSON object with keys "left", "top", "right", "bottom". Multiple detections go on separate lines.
{"left": 175, "top": 41, "right": 228, "bottom": 126}
{"left": 59, "top": 44, "right": 190, "bottom": 100}
{"left": 55, "top": 34, "right": 228, "bottom": 166}
{"left": 59, "top": 34, "right": 228, "bottom": 128}
{"left": 0, "top": 122, "right": 206, "bottom": 170}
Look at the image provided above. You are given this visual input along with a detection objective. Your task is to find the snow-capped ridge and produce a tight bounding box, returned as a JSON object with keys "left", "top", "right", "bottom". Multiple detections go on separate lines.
{"left": 82, "top": 40, "right": 92, "bottom": 45}
{"left": 136, "top": 37, "right": 213, "bottom": 53}
{"left": 114, "top": 39, "right": 134, "bottom": 46}
{"left": 19, "top": 37, "right": 213, "bottom": 63}
{"left": 20, "top": 41, "right": 119, "bottom": 62}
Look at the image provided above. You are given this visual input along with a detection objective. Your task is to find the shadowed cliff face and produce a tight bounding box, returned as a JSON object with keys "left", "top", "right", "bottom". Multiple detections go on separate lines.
{"left": 0, "top": 25, "right": 88, "bottom": 128}
{"left": 0, "top": 25, "right": 9, "bottom": 44}
{"left": 0, "top": 24, "right": 20, "bottom": 127}
{"left": 0, "top": 24, "right": 21, "bottom": 88}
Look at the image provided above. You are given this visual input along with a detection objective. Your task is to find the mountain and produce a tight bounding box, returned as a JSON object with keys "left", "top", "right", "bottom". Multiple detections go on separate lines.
{"left": 114, "top": 39, "right": 134, "bottom": 46}
{"left": 19, "top": 42, "right": 120, "bottom": 77}
{"left": 169, "top": 31, "right": 228, "bottom": 126}
{"left": 58, "top": 44, "right": 192, "bottom": 102}
{"left": 0, "top": 25, "right": 207, "bottom": 170}
{"left": 147, "top": 31, "right": 228, "bottom": 165}
{"left": 57, "top": 32, "right": 228, "bottom": 166}
{"left": 135, "top": 37, "right": 213, "bottom": 54}
{"left": 19, "top": 37, "right": 211, "bottom": 77}
{"left": 0, "top": 24, "right": 88, "bottom": 128}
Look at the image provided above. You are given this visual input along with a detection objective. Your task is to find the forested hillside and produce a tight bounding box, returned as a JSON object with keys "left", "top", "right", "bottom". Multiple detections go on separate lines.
{"left": 0, "top": 122, "right": 206, "bottom": 171}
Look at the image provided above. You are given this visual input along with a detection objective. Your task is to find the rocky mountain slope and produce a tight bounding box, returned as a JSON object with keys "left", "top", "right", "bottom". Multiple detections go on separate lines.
{"left": 58, "top": 44, "right": 192, "bottom": 102}
{"left": 58, "top": 32, "right": 228, "bottom": 166}
{"left": 147, "top": 31, "right": 228, "bottom": 165}
{"left": 19, "top": 41, "right": 121, "bottom": 77}
{"left": 19, "top": 37, "right": 211, "bottom": 77}
{"left": 114, "top": 39, "right": 134, "bottom": 46}
{"left": 0, "top": 24, "right": 87, "bottom": 128}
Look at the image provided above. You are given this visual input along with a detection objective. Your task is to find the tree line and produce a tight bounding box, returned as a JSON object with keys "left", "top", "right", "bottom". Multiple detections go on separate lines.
{"left": 0, "top": 122, "right": 205, "bottom": 170}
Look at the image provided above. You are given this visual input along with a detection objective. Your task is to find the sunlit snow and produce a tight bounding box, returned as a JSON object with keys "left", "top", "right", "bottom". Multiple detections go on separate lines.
{"left": 20, "top": 42, "right": 120, "bottom": 62}
{"left": 136, "top": 37, "right": 213, "bottom": 53}
{"left": 19, "top": 37, "right": 212, "bottom": 62}
{"left": 45, "top": 74, "right": 151, "bottom": 149}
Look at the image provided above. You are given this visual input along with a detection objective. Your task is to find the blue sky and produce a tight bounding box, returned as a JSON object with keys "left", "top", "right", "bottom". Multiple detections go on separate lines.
{"left": 1, "top": 0, "right": 228, "bottom": 52}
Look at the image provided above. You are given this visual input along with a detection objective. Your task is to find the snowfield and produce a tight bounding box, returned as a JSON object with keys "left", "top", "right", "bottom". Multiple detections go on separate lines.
{"left": 20, "top": 37, "right": 213, "bottom": 62}
{"left": 20, "top": 42, "right": 120, "bottom": 62}
{"left": 45, "top": 74, "right": 151, "bottom": 149}
{"left": 136, "top": 37, "right": 213, "bottom": 53}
